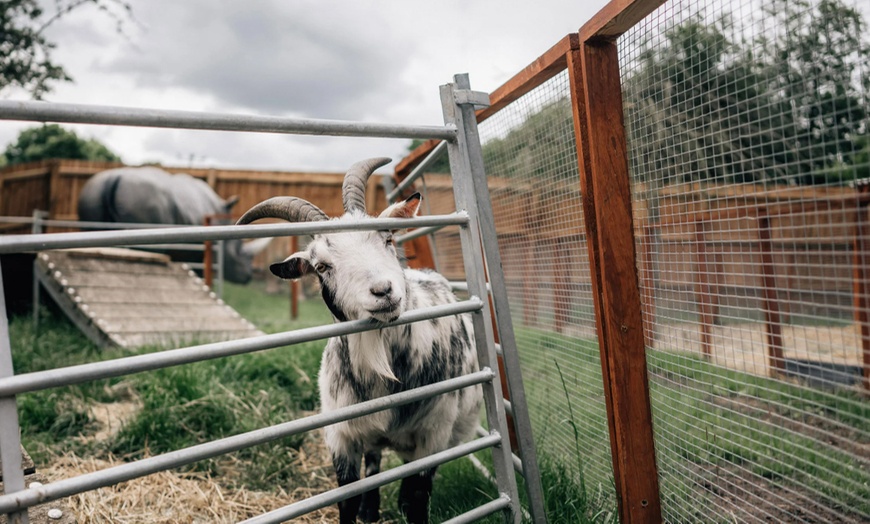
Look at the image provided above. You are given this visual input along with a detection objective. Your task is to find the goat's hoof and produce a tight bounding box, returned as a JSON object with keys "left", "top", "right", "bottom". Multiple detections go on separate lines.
{"left": 358, "top": 505, "right": 380, "bottom": 522}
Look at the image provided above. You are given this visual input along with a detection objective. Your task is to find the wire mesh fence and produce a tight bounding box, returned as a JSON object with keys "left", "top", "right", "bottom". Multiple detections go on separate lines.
{"left": 620, "top": 0, "right": 870, "bottom": 521}
{"left": 411, "top": 71, "right": 617, "bottom": 509}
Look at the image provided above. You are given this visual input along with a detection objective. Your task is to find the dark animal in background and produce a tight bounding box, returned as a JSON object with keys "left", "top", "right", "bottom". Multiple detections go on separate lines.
{"left": 237, "top": 158, "right": 481, "bottom": 524}
{"left": 77, "top": 167, "right": 270, "bottom": 283}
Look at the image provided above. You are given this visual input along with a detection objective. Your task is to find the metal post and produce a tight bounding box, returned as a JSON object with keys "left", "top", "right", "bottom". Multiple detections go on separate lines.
{"left": 203, "top": 217, "right": 214, "bottom": 289}
{"left": 442, "top": 75, "right": 519, "bottom": 524}
{"left": 31, "top": 210, "right": 46, "bottom": 330}
{"left": 0, "top": 259, "right": 30, "bottom": 524}
{"left": 289, "top": 236, "right": 299, "bottom": 320}
{"left": 447, "top": 74, "right": 547, "bottom": 523}
{"left": 216, "top": 240, "right": 225, "bottom": 299}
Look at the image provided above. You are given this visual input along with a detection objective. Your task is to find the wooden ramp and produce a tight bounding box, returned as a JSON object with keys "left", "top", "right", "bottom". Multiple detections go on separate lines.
{"left": 36, "top": 248, "right": 263, "bottom": 348}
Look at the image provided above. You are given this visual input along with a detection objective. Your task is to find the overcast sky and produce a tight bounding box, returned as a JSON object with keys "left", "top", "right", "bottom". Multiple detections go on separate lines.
{"left": 0, "top": 1, "right": 610, "bottom": 173}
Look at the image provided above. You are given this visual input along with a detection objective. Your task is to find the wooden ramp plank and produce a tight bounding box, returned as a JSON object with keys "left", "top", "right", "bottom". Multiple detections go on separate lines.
{"left": 36, "top": 248, "right": 264, "bottom": 349}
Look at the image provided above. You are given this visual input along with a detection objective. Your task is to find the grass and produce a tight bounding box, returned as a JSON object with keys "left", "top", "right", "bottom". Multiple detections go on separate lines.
{"left": 646, "top": 349, "right": 870, "bottom": 521}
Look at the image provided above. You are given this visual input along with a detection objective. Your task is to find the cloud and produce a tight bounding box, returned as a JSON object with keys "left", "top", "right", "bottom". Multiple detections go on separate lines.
{"left": 100, "top": 0, "right": 415, "bottom": 119}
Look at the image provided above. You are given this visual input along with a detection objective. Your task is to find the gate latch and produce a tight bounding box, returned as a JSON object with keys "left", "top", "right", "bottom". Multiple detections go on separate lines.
{"left": 454, "top": 90, "right": 491, "bottom": 108}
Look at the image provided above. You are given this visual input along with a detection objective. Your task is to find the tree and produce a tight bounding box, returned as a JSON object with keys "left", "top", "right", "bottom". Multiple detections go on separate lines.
{"left": 761, "top": 0, "right": 870, "bottom": 184}
{"left": 2, "top": 124, "right": 120, "bottom": 165}
{"left": 0, "top": 0, "right": 131, "bottom": 98}
{"left": 622, "top": 0, "right": 870, "bottom": 186}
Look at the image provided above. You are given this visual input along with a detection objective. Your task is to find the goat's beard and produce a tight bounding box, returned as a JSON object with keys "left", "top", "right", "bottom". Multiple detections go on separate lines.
{"left": 348, "top": 330, "right": 399, "bottom": 383}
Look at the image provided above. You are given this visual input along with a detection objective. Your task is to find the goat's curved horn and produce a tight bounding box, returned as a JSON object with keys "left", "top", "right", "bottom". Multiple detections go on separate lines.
{"left": 342, "top": 157, "right": 391, "bottom": 214}
{"left": 236, "top": 197, "right": 328, "bottom": 225}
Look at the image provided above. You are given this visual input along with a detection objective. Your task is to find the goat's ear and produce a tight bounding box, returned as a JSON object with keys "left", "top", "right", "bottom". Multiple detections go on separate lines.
{"left": 270, "top": 252, "right": 311, "bottom": 280}
{"left": 378, "top": 192, "right": 422, "bottom": 220}
{"left": 225, "top": 195, "right": 241, "bottom": 211}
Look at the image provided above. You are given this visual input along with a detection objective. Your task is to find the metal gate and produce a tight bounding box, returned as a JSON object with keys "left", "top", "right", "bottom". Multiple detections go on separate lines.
{"left": 0, "top": 73, "right": 545, "bottom": 523}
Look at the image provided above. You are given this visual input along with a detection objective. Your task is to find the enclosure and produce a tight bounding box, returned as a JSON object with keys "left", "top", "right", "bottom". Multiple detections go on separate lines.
{"left": 0, "top": 0, "right": 869, "bottom": 522}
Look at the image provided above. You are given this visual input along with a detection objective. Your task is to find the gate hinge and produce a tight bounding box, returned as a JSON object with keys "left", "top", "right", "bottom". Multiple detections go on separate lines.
{"left": 454, "top": 89, "right": 491, "bottom": 108}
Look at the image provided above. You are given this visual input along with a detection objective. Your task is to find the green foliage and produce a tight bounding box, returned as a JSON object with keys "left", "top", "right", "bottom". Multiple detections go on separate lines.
{"left": 623, "top": 0, "right": 870, "bottom": 186}
{"left": 481, "top": 97, "right": 576, "bottom": 181}
{"left": 474, "top": 0, "right": 869, "bottom": 187}
{"left": 0, "top": 0, "right": 70, "bottom": 98}
{"left": 2, "top": 124, "right": 120, "bottom": 165}
{"left": 0, "top": 0, "right": 132, "bottom": 98}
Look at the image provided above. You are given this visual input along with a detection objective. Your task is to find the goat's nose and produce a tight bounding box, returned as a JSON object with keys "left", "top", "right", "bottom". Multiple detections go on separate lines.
{"left": 370, "top": 282, "right": 393, "bottom": 298}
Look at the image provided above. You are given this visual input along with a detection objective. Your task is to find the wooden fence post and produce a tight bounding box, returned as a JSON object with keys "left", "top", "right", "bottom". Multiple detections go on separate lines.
{"left": 568, "top": 40, "right": 662, "bottom": 523}
{"left": 640, "top": 225, "right": 657, "bottom": 348}
{"left": 757, "top": 212, "right": 785, "bottom": 375}
{"left": 694, "top": 220, "right": 715, "bottom": 359}
{"left": 852, "top": 198, "right": 870, "bottom": 390}
{"left": 203, "top": 216, "right": 214, "bottom": 289}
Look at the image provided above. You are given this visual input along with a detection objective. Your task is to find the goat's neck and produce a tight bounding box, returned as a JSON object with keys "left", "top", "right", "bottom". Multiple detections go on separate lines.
{"left": 347, "top": 330, "right": 398, "bottom": 383}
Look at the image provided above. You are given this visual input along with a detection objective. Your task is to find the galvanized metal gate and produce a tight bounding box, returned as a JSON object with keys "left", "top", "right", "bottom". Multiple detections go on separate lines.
{"left": 0, "top": 73, "right": 545, "bottom": 523}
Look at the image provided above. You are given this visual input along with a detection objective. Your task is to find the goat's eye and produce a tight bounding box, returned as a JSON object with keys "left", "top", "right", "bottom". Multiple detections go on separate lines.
{"left": 385, "top": 236, "right": 394, "bottom": 247}
{"left": 314, "top": 262, "right": 330, "bottom": 273}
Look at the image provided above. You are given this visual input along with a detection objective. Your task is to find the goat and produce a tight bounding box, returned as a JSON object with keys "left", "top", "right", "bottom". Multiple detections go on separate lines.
{"left": 237, "top": 158, "right": 481, "bottom": 524}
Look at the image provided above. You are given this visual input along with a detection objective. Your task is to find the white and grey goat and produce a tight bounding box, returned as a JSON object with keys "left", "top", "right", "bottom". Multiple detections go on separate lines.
{"left": 237, "top": 158, "right": 481, "bottom": 524}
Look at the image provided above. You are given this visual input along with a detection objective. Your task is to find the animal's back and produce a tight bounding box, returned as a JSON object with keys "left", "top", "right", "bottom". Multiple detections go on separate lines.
{"left": 77, "top": 167, "right": 225, "bottom": 225}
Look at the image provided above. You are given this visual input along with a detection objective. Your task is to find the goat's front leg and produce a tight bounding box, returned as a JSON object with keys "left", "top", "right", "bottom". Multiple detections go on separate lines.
{"left": 358, "top": 450, "right": 382, "bottom": 522}
{"left": 398, "top": 466, "right": 437, "bottom": 524}
{"left": 332, "top": 448, "right": 363, "bottom": 524}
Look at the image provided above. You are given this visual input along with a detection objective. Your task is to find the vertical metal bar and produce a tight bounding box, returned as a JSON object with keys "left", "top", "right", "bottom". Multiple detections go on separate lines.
{"left": 450, "top": 73, "right": 548, "bottom": 524}
{"left": 568, "top": 41, "right": 662, "bottom": 523}
{"left": 854, "top": 200, "right": 870, "bottom": 390}
{"left": 0, "top": 260, "right": 29, "bottom": 524}
{"left": 441, "top": 76, "right": 521, "bottom": 524}
{"left": 31, "top": 211, "right": 45, "bottom": 330}
{"left": 758, "top": 212, "right": 785, "bottom": 375}
{"left": 216, "top": 240, "right": 225, "bottom": 299}
{"left": 290, "top": 236, "right": 299, "bottom": 320}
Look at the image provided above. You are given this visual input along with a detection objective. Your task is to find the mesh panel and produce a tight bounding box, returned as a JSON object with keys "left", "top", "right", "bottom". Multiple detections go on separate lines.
{"left": 620, "top": 0, "right": 870, "bottom": 521}
{"left": 413, "top": 71, "right": 616, "bottom": 503}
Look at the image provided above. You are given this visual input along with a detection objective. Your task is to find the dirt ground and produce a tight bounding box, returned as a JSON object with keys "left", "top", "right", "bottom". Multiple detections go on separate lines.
{"left": 650, "top": 321, "right": 865, "bottom": 384}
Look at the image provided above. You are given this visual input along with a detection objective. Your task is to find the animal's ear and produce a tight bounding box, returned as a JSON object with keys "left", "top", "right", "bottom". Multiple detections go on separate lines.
{"left": 378, "top": 192, "right": 422, "bottom": 220}
{"left": 270, "top": 252, "right": 312, "bottom": 280}
{"left": 225, "top": 195, "right": 241, "bottom": 211}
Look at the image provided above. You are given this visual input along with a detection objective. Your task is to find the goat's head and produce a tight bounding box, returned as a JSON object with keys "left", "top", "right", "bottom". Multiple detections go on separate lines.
{"left": 237, "top": 157, "right": 422, "bottom": 323}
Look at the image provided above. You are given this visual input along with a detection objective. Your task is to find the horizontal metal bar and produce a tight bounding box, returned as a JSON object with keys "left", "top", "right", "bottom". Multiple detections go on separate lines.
{"left": 476, "top": 425, "right": 523, "bottom": 475}
{"left": 441, "top": 495, "right": 512, "bottom": 524}
{"left": 0, "top": 370, "right": 495, "bottom": 514}
{"left": 0, "top": 218, "right": 183, "bottom": 230}
{"left": 0, "top": 100, "right": 457, "bottom": 140}
{"left": 0, "top": 298, "right": 483, "bottom": 396}
{"left": 494, "top": 343, "right": 503, "bottom": 356}
{"left": 503, "top": 398, "right": 513, "bottom": 417}
{"left": 241, "top": 434, "right": 503, "bottom": 524}
{"left": 130, "top": 244, "right": 209, "bottom": 251}
{"left": 395, "top": 223, "right": 454, "bottom": 245}
{"left": 449, "top": 281, "right": 491, "bottom": 293}
{"left": 0, "top": 213, "right": 469, "bottom": 254}
{"left": 387, "top": 140, "right": 448, "bottom": 202}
